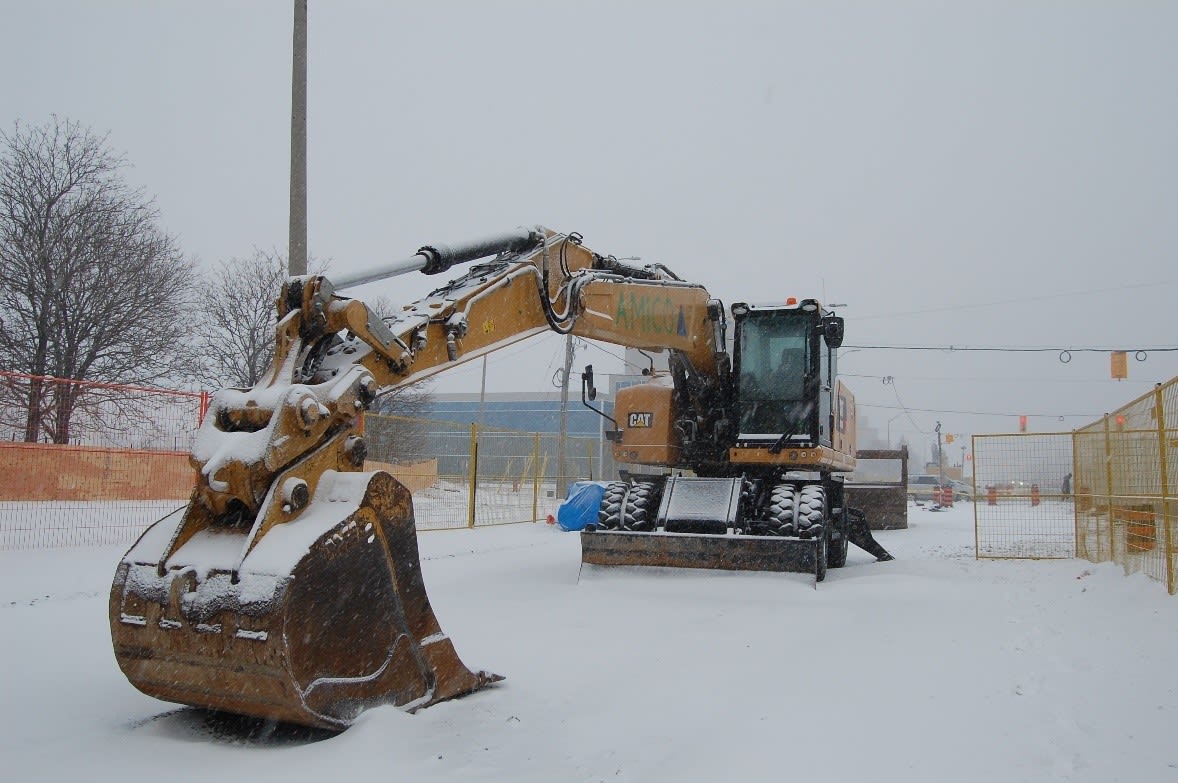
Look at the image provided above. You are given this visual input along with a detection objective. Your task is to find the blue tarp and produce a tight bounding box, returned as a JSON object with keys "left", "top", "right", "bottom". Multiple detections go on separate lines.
{"left": 555, "top": 481, "right": 609, "bottom": 531}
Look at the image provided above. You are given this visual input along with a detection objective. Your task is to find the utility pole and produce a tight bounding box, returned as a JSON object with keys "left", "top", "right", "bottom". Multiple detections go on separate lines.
{"left": 288, "top": 0, "right": 308, "bottom": 276}
{"left": 935, "top": 421, "right": 945, "bottom": 487}
{"left": 557, "top": 334, "right": 575, "bottom": 497}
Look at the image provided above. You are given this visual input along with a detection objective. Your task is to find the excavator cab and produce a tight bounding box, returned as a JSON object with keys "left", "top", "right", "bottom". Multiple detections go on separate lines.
{"left": 730, "top": 300, "right": 846, "bottom": 451}
{"left": 733, "top": 304, "right": 817, "bottom": 441}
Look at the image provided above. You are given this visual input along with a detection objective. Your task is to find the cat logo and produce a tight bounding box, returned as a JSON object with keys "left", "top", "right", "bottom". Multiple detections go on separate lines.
{"left": 627, "top": 412, "right": 653, "bottom": 428}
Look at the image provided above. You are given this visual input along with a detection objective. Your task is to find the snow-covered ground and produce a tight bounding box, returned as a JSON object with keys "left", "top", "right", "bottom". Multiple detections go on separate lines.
{"left": 2, "top": 502, "right": 1176, "bottom": 782}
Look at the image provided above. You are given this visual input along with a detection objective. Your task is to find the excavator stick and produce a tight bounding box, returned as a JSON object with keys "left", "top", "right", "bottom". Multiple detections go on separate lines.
{"left": 110, "top": 471, "right": 499, "bottom": 731}
{"left": 580, "top": 529, "right": 824, "bottom": 581}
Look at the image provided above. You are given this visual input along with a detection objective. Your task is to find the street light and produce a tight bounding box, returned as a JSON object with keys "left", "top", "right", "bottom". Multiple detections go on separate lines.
{"left": 887, "top": 413, "right": 903, "bottom": 446}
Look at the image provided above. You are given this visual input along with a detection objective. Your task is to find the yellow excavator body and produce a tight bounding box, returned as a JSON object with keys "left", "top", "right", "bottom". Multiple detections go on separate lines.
{"left": 110, "top": 226, "right": 890, "bottom": 730}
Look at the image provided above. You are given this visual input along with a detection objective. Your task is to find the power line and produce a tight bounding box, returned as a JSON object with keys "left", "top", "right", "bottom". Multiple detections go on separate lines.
{"left": 879, "top": 376, "right": 929, "bottom": 435}
{"left": 857, "top": 401, "right": 1097, "bottom": 419}
{"left": 844, "top": 344, "right": 1178, "bottom": 353}
{"left": 841, "top": 372, "right": 1161, "bottom": 386}
{"left": 576, "top": 338, "right": 650, "bottom": 373}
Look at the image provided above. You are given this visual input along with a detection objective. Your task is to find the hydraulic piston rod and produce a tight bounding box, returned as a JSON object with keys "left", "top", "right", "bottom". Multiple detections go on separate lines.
{"left": 333, "top": 227, "right": 544, "bottom": 290}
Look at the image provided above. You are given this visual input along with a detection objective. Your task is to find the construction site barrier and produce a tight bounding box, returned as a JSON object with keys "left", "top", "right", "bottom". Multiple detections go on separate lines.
{"left": 0, "top": 373, "right": 205, "bottom": 549}
{"left": 972, "top": 377, "right": 1177, "bottom": 595}
{"left": 972, "top": 432, "right": 1076, "bottom": 560}
{"left": 0, "top": 374, "right": 609, "bottom": 549}
{"left": 363, "top": 413, "right": 605, "bottom": 531}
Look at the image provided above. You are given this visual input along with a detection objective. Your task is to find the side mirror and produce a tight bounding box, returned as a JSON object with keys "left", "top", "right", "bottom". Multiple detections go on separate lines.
{"left": 822, "top": 316, "right": 845, "bottom": 349}
{"left": 581, "top": 364, "right": 597, "bottom": 402}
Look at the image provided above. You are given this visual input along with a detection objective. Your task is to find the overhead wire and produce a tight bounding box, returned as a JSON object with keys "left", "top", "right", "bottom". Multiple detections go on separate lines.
{"left": 857, "top": 401, "right": 1100, "bottom": 419}
{"left": 844, "top": 344, "right": 1177, "bottom": 354}
{"left": 841, "top": 372, "right": 1163, "bottom": 385}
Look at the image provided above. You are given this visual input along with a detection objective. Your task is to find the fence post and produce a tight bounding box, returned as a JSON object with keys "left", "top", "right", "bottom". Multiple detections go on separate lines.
{"left": 1071, "top": 430, "right": 1081, "bottom": 559}
{"left": 586, "top": 439, "right": 595, "bottom": 481}
{"left": 198, "top": 391, "right": 211, "bottom": 427}
{"left": 467, "top": 423, "right": 479, "bottom": 529}
{"left": 1155, "top": 385, "right": 1173, "bottom": 594}
{"left": 532, "top": 432, "right": 541, "bottom": 522}
{"left": 1103, "top": 414, "right": 1120, "bottom": 571}
{"left": 972, "top": 435, "right": 981, "bottom": 559}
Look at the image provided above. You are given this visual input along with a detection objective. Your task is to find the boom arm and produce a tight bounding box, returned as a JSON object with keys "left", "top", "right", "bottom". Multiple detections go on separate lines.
{"left": 190, "top": 227, "right": 728, "bottom": 532}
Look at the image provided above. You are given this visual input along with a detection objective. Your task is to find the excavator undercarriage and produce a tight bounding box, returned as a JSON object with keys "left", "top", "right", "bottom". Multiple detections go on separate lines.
{"left": 581, "top": 475, "right": 891, "bottom": 583}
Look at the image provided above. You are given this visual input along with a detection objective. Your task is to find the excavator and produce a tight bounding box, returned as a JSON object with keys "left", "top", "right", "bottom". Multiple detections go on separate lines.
{"left": 110, "top": 226, "right": 891, "bottom": 731}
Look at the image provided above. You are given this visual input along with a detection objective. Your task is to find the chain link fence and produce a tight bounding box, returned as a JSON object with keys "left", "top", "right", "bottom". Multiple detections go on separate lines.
{"left": 1, "top": 378, "right": 610, "bottom": 549}
{"left": 0, "top": 372, "right": 207, "bottom": 549}
{"left": 973, "top": 378, "right": 1177, "bottom": 594}
{"left": 1072, "top": 381, "right": 1176, "bottom": 592}
{"left": 364, "top": 413, "right": 605, "bottom": 530}
{"left": 972, "top": 432, "right": 1075, "bottom": 559}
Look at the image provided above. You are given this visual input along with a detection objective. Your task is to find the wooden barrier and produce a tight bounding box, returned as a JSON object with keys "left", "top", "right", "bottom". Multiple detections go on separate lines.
{"left": 1114, "top": 506, "right": 1157, "bottom": 553}
{"left": 0, "top": 442, "right": 439, "bottom": 503}
{"left": 0, "top": 442, "right": 193, "bottom": 501}
{"left": 364, "top": 458, "right": 439, "bottom": 494}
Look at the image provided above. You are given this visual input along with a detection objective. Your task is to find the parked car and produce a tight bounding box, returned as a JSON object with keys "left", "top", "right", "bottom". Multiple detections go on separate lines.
{"left": 947, "top": 479, "right": 974, "bottom": 502}
{"left": 987, "top": 479, "right": 1032, "bottom": 497}
{"left": 907, "top": 474, "right": 972, "bottom": 503}
{"left": 906, "top": 474, "right": 942, "bottom": 501}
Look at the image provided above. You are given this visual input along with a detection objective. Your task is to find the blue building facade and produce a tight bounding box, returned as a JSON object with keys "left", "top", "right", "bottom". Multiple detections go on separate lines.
{"left": 424, "top": 393, "right": 612, "bottom": 436}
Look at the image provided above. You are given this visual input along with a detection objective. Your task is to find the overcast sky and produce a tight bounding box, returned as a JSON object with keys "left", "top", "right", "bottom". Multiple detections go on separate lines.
{"left": 3, "top": 0, "right": 1176, "bottom": 461}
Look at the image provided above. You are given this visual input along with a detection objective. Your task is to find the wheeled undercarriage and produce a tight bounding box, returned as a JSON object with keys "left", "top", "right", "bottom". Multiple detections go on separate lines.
{"left": 584, "top": 472, "right": 892, "bottom": 583}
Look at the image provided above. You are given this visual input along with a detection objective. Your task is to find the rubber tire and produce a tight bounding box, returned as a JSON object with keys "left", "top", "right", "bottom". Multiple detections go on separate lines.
{"left": 597, "top": 482, "right": 628, "bottom": 529}
{"left": 767, "top": 483, "right": 799, "bottom": 534}
{"left": 797, "top": 484, "right": 826, "bottom": 533}
{"left": 621, "top": 481, "right": 659, "bottom": 531}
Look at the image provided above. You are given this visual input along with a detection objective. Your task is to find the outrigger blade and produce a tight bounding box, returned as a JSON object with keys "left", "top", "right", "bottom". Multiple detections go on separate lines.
{"left": 580, "top": 529, "right": 825, "bottom": 581}
{"left": 110, "top": 471, "right": 500, "bottom": 730}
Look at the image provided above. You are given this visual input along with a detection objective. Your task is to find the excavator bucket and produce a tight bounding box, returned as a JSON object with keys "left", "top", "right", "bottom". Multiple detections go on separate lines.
{"left": 580, "top": 529, "right": 825, "bottom": 581}
{"left": 110, "top": 471, "right": 499, "bottom": 731}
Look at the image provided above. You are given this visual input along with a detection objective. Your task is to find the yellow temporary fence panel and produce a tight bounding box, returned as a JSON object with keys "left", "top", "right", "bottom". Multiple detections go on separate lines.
{"left": 973, "top": 378, "right": 1177, "bottom": 594}
{"left": 972, "top": 431, "right": 1075, "bottom": 560}
{"left": 362, "top": 413, "right": 606, "bottom": 532}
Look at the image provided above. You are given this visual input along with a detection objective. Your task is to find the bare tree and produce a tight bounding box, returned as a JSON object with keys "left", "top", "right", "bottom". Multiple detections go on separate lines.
{"left": 190, "top": 248, "right": 290, "bottom": 389}
{"left": 358, "top": 295, "right": 436, "bottom": 464}
{"left": 0, "top": 117, "right": 195, "bottom": 443}
{"left": 190, "top": 257, "right": 432, "bottom": 389}
{"left": 368, "top": 380, "right": 436, "bottom": 464}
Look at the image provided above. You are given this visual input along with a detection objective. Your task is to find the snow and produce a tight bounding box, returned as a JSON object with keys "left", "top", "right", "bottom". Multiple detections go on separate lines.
{"left": 117, "top": 471, "right": 380, "bottom": 623}
{"left": 3, "top": 502, "right": 1177, "bottom": 782}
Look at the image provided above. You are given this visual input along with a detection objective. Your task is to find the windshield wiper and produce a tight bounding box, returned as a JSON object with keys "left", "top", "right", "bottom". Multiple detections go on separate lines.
{"left": 768, "top": 428, "right": 798, "bottom": 455}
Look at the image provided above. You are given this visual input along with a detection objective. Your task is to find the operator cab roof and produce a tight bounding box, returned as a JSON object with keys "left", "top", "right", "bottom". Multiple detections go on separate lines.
{"left": 730, "top": 298, "right": 830, "bottom": 316}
